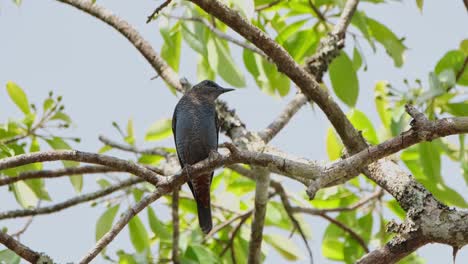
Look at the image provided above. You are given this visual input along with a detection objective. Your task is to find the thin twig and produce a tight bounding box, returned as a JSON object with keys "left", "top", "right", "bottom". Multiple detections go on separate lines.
{"left": 272, "top": 182, "right": 314, "bottom": 263}
{"left": 258, "top": 93, "right": 308, "bottom": 143}
{"left": 98, "top": 135, "right": 171, "bottom": 158}
{"left": 254, "top": 0, "right": 282, "bottom": 11}
{"left": 319, "top": 213, "right": 369, "bottom": 253}
{"left": 308, "top": 0, "right": 328, "bottom": 23}
{"left": 146, "top": 0, "right": 172, "bottom": 23}
{"left": 0, "top": 178, "right": 141, "bottom": 220}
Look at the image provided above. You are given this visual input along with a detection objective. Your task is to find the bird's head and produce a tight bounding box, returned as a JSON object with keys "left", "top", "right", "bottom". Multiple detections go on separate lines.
{"left": 191, "top": 80, "right": 234, "bottom": 101}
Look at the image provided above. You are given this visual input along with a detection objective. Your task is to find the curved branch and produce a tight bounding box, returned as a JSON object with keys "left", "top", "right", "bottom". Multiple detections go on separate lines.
{"left": 0, "top": 150, "right": 161, "bottom": 185}
{"left": 0, "top": 230, "right": 53, "bottom": 263}
{"left": 0, "top": 178, "right": 141, "bottom": 220}
{"left": 0, "top": 165, "right": 118, "bottom": 187}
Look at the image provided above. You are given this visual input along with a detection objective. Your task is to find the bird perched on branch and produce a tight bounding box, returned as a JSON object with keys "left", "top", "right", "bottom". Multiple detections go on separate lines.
{"left": 172, "top": 80, "right": 234, "bottom": 234}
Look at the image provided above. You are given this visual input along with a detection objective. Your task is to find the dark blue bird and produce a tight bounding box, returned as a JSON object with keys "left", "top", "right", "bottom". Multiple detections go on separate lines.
{"left": 172, "top": 80, "right": 234, "bottom": 234}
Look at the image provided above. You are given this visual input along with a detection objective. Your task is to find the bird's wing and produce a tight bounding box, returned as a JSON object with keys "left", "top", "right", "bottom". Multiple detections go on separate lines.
{"left": 172, "top": 106, "right": 184, "bottom": 166}
{"left": 215, "top": 110, "right": 220, "bottom": 150}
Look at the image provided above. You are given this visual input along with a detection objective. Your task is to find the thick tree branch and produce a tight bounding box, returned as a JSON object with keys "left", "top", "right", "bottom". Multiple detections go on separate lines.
{"left": 306, "top": 105, "right": 468, "bottom": 198}
{"left": 0, "top": 178, "right": 141, "bottom": 220}
{"left": 0, "top": 230, "right": 52, "bottom": 263}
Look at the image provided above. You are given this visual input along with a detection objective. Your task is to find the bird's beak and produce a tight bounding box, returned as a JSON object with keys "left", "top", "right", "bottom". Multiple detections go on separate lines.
{"left": 221, "top": 88, "right": 235, "bottom": 93}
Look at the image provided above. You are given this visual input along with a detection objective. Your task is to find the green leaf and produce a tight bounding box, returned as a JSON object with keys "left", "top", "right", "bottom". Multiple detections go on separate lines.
{"left": 386, "top": 199, "right": 406, "bottom": 219}
{"left": 367, "top": 17, "right": 406, "bottom": 67}
{"left": 351, "top": 11, "right": 376, "bottom": 51}
{"left": 352, "top": 47, "right": 363, "bottom": 71}
{"left": 283, "top": 29, "right": 319, "bottom": 64}
{"left": 6, "top": 81, "right": 31, "bottom": 114}
{"left": 419, "top": 142, "right": 442, "bottom": 182}
{"left": 435, "top": 50, "right": 467, "bottom": 86}
{"left": 416, "top": 0, "right": 424, "bottom": 12}
{"left": 145, "top": 118, "right": 172, "bottom": 141}
{"left": 128, "top": 215, "right": 150, "bottom": 253}
{"left": 183, "top": 244, "right": 219, "bottom": 264}
{"left": 197, "top": 56, "right": 216, "bottom": 81}
{"left": 12, "top": 181, "right": 38, "bottom": 208}
{"left": 51, "top": 112, "right": 72, "bottom": 124}
{"left": 329, "top": 51, "right": 359, "bottom": 107}
{"left": 0, "top": 249, "right": 21, "bottom": 264}
{"left": 444, "top": 101, "right": 468, "bottom": 116}
{"left": 322, "top": 239, "right": 344, "bottom": 261}
{"left": 125, "top": 119, "right": 135, "bottom": 146}
{"left": 43, "top": 98, "right": 54, "bottom": 112}
{"left": 95, "top": 205, "right": 120, "bottom": 245}
{"left": 98, "top": 145, "right": 112, "bottom": 154}
{"left": 460, "top": 39, "right": 468, "bottom": 55}
{"left": 264, "top": 234, "right": 302, "bottom": 260}
{"left": 374, "top": 81, "right": 391, "bottom": 128}
{"left": 161, "top": 23, "right": 182, "bottom": 72}
{"left": 45, "top": 137, "right": 82, "bottom": 192}
{"left": 182, "top": 21, "right": 207, "bottom": 55}
{"left": 326, "top": 127, "right": 343, "bottom": 161}
{"left": 347, "top": 109, "right": 378, "bottom": 144}
{"left": 147, "top": 207, "right": 171, "bottom": 241}
{"left": 213, "top": 38, "right": 246, "bottom": 87}
{"left": 275, "top": 19, "right": 307, "bottom": 45}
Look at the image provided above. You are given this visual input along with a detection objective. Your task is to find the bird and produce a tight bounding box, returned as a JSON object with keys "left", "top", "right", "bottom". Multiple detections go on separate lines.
{"left": 172, "top": 80, "right": 234, "bottom": 234}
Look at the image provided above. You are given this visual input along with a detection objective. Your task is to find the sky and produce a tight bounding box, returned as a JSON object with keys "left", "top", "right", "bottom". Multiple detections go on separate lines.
{"left": 0, "top": 0, "right": 467, "bottom": 263}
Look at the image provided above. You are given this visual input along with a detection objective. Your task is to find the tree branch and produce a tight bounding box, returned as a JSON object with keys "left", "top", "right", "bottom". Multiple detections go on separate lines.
{"left": 306, "top": 105, "right": 468, "bottom": 198}
{"left": 247, "top": 169, "right": 270, "bottom": 264}
{"left": 258, "top": 93, "right": 308, "bottom": 143}
{"left": 146, "top": 0, "right": 172, "bottom": 23}
{"left": 0, "top": 165, "right": 118, "bottom": 187}
{"left": 0, "top": 178, "right": 141, "bottom": 220}
{"left": 98, "top": 135, "right": 171, "bottom": 158}
{"left": 0, "top": 230, "right": 52, "bottom": 263}
{"left": 171, "top": 189, "right": 180, "bottom": 264}
{"left": 0, "top": 150, "right": 161, "bottom": 185}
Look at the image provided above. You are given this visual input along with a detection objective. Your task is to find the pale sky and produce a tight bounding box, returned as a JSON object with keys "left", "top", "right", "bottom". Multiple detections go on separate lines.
{"left": 1, "top": 0, "right": 467, "bottom": 263}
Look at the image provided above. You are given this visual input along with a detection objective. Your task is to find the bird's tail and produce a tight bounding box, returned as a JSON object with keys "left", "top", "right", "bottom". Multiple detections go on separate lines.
{"left": 197, "top": 200, "right": 212, "bottom": 234}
